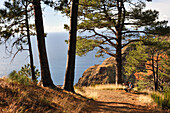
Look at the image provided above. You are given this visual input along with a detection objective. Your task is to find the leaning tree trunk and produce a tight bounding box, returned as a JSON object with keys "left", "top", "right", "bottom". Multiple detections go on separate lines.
{"left": 33, "top": 0, "right": 55, "bottom": 88}
{"left": 63, "top": 0, "right": 79, "bottom": 92}
{"left": 25, "top": 1, "right": 36, "bottom": 82}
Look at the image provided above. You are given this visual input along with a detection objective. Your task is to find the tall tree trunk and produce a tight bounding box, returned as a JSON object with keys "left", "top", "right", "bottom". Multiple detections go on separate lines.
{"left": 63, "top": 0, "right": 79, "bottom": 92}
{"left": 25, "top": 1, "right": 36, "bottom": 83}
{"left": 33, "top": 0, "right": 55, "bottom": 88}
{"left": 115, "top": 0, "right": 123, "bottom": 85}
{"left": 115, "top": 34, "right": 122, "bottom": 85}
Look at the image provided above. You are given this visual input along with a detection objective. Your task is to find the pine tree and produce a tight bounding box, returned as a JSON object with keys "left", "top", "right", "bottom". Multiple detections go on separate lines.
{"left": 0, "top": 0, "right": 36, "bottom": 82}
{"left": 67, "top": 0, "right": 166, "bottom": 85}
{"left": 63, "top": 0, "right": 79, "bottom": 92}
{"left": 32, "top": 0, "right": 56, "bottom": 88}
{"left": 125, "top": 37, "right": 170, "bottom": 91}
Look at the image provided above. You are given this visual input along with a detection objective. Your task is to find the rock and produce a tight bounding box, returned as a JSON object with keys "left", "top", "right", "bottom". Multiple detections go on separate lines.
{"left": 76, "top": 57, "right": 116, "bottom": 87}
{"left": 102, "top": 57, "right": 116, "bottom": 65}
{"left": 75, "top": 45, "right": 140, "bottom": 87}
{"left": 76, "top": 45, "right": 137, "bottom": 87}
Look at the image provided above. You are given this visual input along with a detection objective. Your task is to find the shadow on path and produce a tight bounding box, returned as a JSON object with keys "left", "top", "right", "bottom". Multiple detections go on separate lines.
{"left": 89, "top": 100, "right": 163, "bottom": 113}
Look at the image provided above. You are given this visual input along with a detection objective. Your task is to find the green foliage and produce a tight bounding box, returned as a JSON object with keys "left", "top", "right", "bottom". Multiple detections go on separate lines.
{"left": 0, "top": 0, "right": 35, "bottom": 54}
{"left": 143, "top": 37, "right": 170, "bottom": 80}
{"left": 8, "top": 70, "right": 30, "bottom": 85}
{"left": 65, "top": 36, "right": 102, "bottom": 56}
{"left": 159, "top": 50, "right": 170, "bottom": 78}
{"left": 151, "top": 92, "right": 170, "bottom": 110}
{"left": 142, "top": 37, "right": 170, "bottom": 50}
{"left": 76, "top": 36, "right": 101, "bottom": 56}
{"left": 62, "top": 0, "right": 169, "bottom": 64}
{"left": 125, "top": 37, "right": 170, "bottom": 91}
{"left": 137, "top": 78, "right": 154, "bottom": 91}
{"left": 18, "top": 64, "right": 40, "bottom": 83}
{"left": 145, "top": 21, "right": 170, "bottom": 36}
{"left": 124, "top": 41, "right": 148, "bottom": 76}
{"left": 8, "top": 64, "right": 40, "bottom": 84}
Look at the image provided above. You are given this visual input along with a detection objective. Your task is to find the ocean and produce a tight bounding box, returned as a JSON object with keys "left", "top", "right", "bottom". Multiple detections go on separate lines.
{"left": 0, "top": 32, "right": 109, "bottom": 85}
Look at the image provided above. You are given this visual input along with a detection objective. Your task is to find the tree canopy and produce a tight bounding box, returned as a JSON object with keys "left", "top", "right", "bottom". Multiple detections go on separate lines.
{"left": 125, "top": 37, "right": 170, "bottom": 91}
{"left": 62, "top": 0, "right": 170, "bottom": 84}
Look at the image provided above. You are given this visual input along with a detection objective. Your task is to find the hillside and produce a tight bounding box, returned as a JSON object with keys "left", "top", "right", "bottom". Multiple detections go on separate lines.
{"left": 0, "top": 78, "right": 91, "bottom": 113}
{"left": 0, "top": 78, "right": 168, "bottom": 113}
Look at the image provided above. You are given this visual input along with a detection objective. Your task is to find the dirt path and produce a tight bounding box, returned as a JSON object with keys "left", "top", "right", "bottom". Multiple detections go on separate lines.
{"left": 81, "top": 89, "right": 167, "bottom": 113}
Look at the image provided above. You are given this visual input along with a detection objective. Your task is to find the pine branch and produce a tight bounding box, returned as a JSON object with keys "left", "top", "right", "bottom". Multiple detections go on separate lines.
{"left": 99, "top": 45, "right": 116, "bottom": 57}
{"left": 92, "top": 29, "right": 117, "bottom": 48}
{"left": 122, "top": 39, "right": 141, "bottom": 48}
{"left": 122, "top": 30, "right": 148, "bottom": 34}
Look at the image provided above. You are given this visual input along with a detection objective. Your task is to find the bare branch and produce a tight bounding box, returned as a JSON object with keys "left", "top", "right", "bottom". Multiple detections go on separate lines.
{"left": 108, "top": 27, "right": 117, "bottom": 35}
{"left": 122, "top": 31, "right": 148, "bottom": 35}
{"left": 12, "top": 36, "right": 26, "bottom": 48}
{"left": 99, "top": 46, "right": 116, "bottom": 57}
{"left": 92, "top": 29, "right": 117, "bottom": 48}
{"left": 10, "top": 49, "right": 20, "bottom": 63}
{"left": 102, "top": 4, "right": 117, "bottom": 35}
{"left": 124, "top": 23, "right": 146, "bottom": 26}
{"left": 122, "top": 39, "right": 141, "bottom": 48}
{"left": 10, "top": 48, "right": 29, "bottom": 63}
{"left": 6, "top": 19, "right": 25, "bottom": 29}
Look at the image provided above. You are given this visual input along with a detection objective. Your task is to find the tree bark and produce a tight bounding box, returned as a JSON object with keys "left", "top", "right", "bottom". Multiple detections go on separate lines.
{"left": 115, "top": 32, "right": 122, "bottom": 85}
{"left": 115, "top": 0, "right": 123, "bottom": 85}
{"left": 151, "top": 53, "right": 158, "bottom": 91}
{"left": 63, "top": 0, "right": 79, "bottom": 92}
{"left": 155, "top": 53, "right": 159, "bottom": 91}
{"left": 33, "top": 0, "right": 55, "bottom": 88}
{"left": 25, "top": 1, "right": 36, "bottom": 83}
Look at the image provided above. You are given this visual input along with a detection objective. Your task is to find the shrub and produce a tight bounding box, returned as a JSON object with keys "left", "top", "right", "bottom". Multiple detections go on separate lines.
{"left": 8, "top": 64, "right": 40, "bottom": 85}
{"left": 8, "top": 70, "right": 30, "bottom": 85}
{"left": 137, "top": 79, "right": 154, "bottom": 91}
{"left": 18, "top": 64, "right": 40, "bottom": 83}
{"left": 151, "top": 91, "right": 170, "bottom": 110}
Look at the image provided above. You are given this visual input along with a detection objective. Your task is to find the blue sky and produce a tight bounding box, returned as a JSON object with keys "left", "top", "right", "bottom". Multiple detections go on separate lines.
{"left": 0, "top": 0, "right": 170, "bottom": 33}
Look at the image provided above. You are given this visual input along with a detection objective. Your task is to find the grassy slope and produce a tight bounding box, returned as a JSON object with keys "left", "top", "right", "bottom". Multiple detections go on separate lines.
{"left": 0, "top": 78, "right": 91, "bottom": 113}
{"left": 0, "top": 78, "right": 168, "bottom": 113}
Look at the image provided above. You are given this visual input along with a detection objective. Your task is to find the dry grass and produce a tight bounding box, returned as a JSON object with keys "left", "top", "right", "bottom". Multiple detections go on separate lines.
{"left": 75, "top": 84, "right": 126, "bottom": 100}
{"left": 84, "top": 90, "right": 98, "bottom": 100}
{"left": 0, "top": 78, "right": 91, "bottom": 113}
{"left": 85, "top": 84, "right": 126, "bottom": 90}
{"left": 75, "top": 87, "right": 98, "bottom": 100}
{"left": 138, "top": 94, "right": 154, "bottom": 104}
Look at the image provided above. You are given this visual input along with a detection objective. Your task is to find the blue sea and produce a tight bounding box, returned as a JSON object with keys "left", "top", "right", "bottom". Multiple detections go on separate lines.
{"left": 0, "top": 32, "right": 109, "bottom": 85}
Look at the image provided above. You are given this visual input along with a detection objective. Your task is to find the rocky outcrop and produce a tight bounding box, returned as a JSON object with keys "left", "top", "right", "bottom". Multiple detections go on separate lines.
{"left": 76, "top": 46, "right": 134, "bottom": 87}
{"left": 76, "top": 57, "right": 116, "bottom": 87}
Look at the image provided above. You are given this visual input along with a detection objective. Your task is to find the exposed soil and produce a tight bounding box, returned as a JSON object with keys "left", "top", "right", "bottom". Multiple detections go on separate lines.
{"left": 81, "top": 88, "right": 169, "bottom": 113}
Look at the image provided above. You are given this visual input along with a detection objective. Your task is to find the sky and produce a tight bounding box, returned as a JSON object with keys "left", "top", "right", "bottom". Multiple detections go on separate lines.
{"left": 0, "top": 0, "right": 170, "bottom": 33}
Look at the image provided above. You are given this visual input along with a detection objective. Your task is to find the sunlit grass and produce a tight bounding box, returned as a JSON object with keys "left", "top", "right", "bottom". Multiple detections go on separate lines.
{"left": 85, "top": 90, "right": 98, "bottom": 100}
{"left": 138, "top": 94, "right": 153, "bottom": 104}
{"left": 75, "top": 84, "right": 126, "bottom": 100}
{"left": 85, "top": 84, "right": 126, "bottom": 90}
{"left": 151, "top": 91, "right": 170, "bottom": 109}
{"left": 75, "top": 86, "right": 99, "bottom": 100}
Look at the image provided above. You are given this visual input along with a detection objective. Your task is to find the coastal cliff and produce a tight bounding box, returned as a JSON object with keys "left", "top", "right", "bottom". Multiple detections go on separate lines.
{"left": 76, "top": 57, "right": 116, "bottom": 87}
